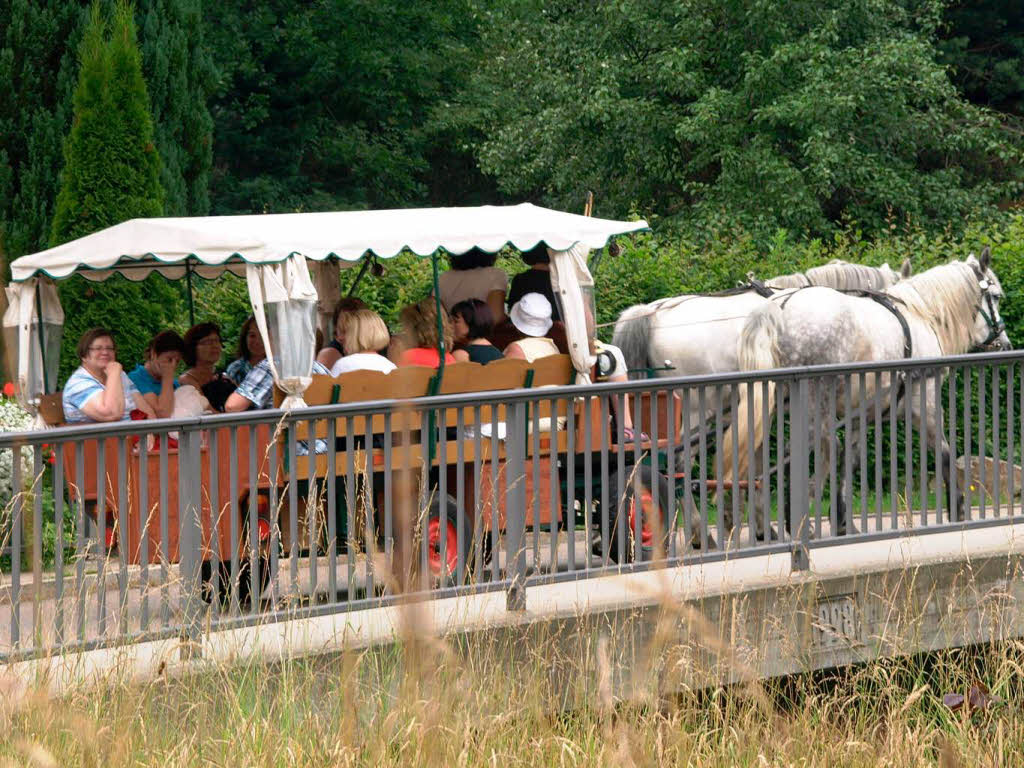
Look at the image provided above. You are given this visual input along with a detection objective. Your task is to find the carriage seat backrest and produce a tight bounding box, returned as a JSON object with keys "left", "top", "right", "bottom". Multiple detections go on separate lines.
{"left": 39, "top": 392, "right": 65, "bottom": 427}
{"left": 436, "top": 359, "right": 530, "bottom": 427}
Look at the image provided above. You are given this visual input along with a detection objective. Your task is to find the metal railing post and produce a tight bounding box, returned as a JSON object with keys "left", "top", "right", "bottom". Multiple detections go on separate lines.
{"left": 506, "top": 401, "right": 528, "bottom": 611}
{"left": 179, "top": 424, "right": 204, "bottom": 659}
{"left": 790, "top": 378, "right": 811, "bottom": 570}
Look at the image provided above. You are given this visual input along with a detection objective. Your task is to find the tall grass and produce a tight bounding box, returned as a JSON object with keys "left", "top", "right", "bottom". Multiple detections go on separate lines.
{"left": 1, "top": 556, "right": 1021, "bottom": 766}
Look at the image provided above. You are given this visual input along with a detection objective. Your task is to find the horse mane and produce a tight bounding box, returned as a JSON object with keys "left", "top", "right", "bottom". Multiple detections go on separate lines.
{"left": 764, "top": 273, "right": 808, "bottom": 290}
{"left": 887, "top": 261, "right": 980, "bottom": 355}
{"left": 805, "top": 261, "right": 895, "bottom": 291}
{"left": 765, "top": 260, "right": 895, "bottom": 291}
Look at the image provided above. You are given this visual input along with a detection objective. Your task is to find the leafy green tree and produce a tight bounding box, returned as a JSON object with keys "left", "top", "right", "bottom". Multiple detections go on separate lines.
{"left": 466, "top": 0, "right": 1022, "bottom": 239}
{"left": 51, "top": 1, "right": 182, "bottom": 378}
{"left": 204, "top": 0, "right": 493, "bottom": 215}
{"left": 940, "top": 1, "right": 1024, "bottom": 124}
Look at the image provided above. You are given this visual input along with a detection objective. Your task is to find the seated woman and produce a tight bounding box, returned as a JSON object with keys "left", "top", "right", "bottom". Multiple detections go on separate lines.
{"left": 225, "top": 315, "right": 266, "bottom": 385}
{"left": 128, "top": 330, "right": 185, "bottom": 418}
{"left": 225, "top": 359, "right": 331, "bottom": 411}
{"left": 179, "top": 322, "right": 237, "bottom": 412}
{"left": 63, "top": 328, "right": 155, "bottom": 423}
{"left": 329, "top": 309, "right": 396, "bottom": 376}
{"left": 502, "top": 293, "right": 560, "bottom": 362}
{"left": 394, "top": 299, "right": 457, "bottom": 368}
{"left": 450, "top": 299, "right": 502, "bottom": 364}
{"left": 437, "top": 247, "right": 508, "bottom": 324}
{"left": 507, "top": 244, "right": 561, "bottom": 321}
{"left": 316, "top": 297, "right": 368, "bottom": 371}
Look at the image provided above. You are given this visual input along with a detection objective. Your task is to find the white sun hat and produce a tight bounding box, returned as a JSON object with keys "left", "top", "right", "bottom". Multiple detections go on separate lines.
{"left": 509, "top": 292, "right": 554, "bottom": 337}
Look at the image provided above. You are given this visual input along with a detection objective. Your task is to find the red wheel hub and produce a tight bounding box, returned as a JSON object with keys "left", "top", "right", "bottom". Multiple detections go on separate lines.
{"left": 627, "top": 490, "right": 656, "bottom": 548}
{"left": 427, "top": 517, "right": 459, "bottom": 577}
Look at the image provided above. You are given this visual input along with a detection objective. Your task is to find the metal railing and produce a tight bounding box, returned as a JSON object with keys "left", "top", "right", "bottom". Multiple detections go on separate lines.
{"left": 1, "top": 349, "right": 1022, "bottom": 660}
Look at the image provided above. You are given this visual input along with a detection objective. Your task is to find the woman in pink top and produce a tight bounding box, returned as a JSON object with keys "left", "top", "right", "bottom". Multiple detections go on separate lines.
{"left": 394, "top": 298, "right": 457, "bottom": 368}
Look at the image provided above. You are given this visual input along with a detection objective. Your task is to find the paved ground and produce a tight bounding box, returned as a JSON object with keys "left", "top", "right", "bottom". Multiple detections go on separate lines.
{"left": 0, "top": 502, "right": 1017, "bottom": 655}
{"left": 6, "top": 518, "right": 1024, "bottom": 699}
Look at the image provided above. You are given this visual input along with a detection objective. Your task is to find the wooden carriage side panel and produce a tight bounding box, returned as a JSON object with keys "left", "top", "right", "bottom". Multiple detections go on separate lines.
{"left": 62, "top": 438, "right": 124, "bottom": 527}
{"left": 471, "top": 455, "right": 562, "bottom": 530}
{"left": 205, "top": 424, "right": 274, "bottom": 564}
{"left": 125, "top": 424, "right": 274, "bottom": 566}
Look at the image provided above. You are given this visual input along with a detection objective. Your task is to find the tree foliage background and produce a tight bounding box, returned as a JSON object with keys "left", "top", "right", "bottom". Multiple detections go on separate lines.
{"left": 1, "top": 0, "right": 1023, "bottom": 380}
{"left": 50, "top": 1, "right": 182, "bottom": 378}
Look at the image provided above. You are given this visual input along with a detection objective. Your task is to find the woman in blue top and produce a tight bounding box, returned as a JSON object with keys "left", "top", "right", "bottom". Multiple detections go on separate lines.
{"left": 128, "top": 330, "right": 185, "bottom": 418}
{"left": 63, "top": 328, "right": 154, "bottom": 423}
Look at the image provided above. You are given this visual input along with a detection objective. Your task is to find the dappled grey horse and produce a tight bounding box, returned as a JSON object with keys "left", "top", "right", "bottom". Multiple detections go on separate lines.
{"left": 722, "top": 248, "right": 1010, "bottom": 540}
{"left": 611, "top": 259, "right": 908, "bottom": 548}
{"left": 613, "top": 260, "right": 909, "bottom": 439}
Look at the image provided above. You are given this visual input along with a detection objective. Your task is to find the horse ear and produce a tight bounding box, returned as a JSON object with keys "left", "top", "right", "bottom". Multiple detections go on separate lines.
{"left": 900, "top": 258, "right": 912, "bottom": 279}
{"left": 979, "top": 245, "right": 991, "bottom": 271}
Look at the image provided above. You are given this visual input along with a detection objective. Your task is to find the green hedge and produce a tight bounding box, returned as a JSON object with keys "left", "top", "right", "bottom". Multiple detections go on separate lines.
{"left": 592, "top": 213, "right": 1024, "bottom": 348}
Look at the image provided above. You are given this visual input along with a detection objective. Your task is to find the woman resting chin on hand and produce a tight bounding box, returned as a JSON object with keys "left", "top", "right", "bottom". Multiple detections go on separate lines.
{"left": 62, "top": 328, "right": 155, "bottom": 424}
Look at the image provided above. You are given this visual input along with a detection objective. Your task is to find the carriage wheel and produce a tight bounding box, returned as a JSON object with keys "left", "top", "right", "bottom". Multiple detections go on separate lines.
{"left": 605, "top": 465, "right": 672, "bottom": 564}
{"left": 426, "top": 496, "right": 467, "bottom": 587}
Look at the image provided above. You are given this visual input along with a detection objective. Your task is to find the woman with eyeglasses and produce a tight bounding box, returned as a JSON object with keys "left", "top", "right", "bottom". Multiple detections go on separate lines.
{"left": 179, "top": 322, "right": 237, "bottom": 412}
{"left": 63, "top": 328, "right": 155, "bottom": 423}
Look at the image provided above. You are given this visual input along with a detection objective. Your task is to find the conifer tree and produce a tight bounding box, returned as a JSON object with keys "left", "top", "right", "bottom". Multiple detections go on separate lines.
{"left": 51, "top": 2, "right": 164, "bottom": 241}
{"left": 51, "top": 1, "right": 181, "bottom": 377}
{"left": 0, "top": 1, "right": 86, "bottom": 266}
{"left": 1, "top": 0, "right": 214, "bottom": 274}
{"left": 138, "top": 0, "right": 215, "bottom": 216}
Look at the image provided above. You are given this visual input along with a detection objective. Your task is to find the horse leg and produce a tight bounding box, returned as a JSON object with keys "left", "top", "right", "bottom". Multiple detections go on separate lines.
{"left": 912, "top": 375, "right": 964, "bottom": 523}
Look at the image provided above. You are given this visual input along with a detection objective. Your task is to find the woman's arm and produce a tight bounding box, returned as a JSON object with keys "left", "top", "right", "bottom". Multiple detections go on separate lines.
{"left": 80, "top": 363, "right": 127, "bottom": 421}
{"left": 316, "top": 347, "right": 341, "bottom": 369}
{"left": 150, "top": 360, "right": 177, "bottom": 418}
{"left": 503, "top": 342, "right": 525, "bottom": 360}
{"left": 452, "top": 348, "right": 470, "bottom": 363}
{"left": 132, "top": 392, "right": 157, "bottom": 419}
{"left": 223, "top": 391, "right": 253, "bottom": 413}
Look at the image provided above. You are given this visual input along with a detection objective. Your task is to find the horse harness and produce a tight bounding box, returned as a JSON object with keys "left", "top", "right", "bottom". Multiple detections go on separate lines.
{"left": 773, "top": 286, "right": 913, "bottom": 359}
{"left": 977, "top": 277, "right": 1006, "bottom": 347}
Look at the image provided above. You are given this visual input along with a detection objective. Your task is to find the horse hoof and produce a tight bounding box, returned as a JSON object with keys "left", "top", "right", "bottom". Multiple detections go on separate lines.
{"left": 690, "top": 535, "right": 717, "bottom": 551}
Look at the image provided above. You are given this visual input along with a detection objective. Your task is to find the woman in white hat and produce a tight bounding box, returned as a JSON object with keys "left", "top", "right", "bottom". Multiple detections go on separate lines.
{"left": 503, "top": 292, "right": 560, "bottom": 362}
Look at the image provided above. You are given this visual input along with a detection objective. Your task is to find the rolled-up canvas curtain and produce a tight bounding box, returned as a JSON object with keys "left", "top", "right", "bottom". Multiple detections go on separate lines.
{"left": 549, "top": 243, "right": 597, "bottom": 384}
{"left": 245, "top": 253, "right": 318, "bottom": 409}
{"left": 2, "top": 279, "right": 64, "bottom": 428}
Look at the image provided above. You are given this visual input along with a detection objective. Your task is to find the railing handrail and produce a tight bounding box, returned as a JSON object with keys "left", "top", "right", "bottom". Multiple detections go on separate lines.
{"left": 5, "top": 348, "right": 1023, "bottom": 446}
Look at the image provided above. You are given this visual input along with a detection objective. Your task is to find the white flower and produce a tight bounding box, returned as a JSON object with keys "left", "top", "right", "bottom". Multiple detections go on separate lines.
{"left": 0, "top": 400, "right": 35, "bottom": 506}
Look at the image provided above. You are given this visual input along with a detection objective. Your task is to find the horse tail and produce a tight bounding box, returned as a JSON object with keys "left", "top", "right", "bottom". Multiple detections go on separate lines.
{"left": 612, "top": 304, "right": 652, "bottom": 380}
{"left": 722, "top": 302, "right": 783, "bottom": 488}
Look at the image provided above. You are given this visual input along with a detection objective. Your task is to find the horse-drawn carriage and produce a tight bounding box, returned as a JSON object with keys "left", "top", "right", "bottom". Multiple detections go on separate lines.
{"left": 6, "top": 204, "right": 687, "bottom": 611}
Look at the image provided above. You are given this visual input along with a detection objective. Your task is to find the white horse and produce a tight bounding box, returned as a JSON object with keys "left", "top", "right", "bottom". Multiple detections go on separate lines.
{"left": 723, "top": 248, "right": 1010, "bottom": 538}
{"left": 612, "top": 259, "right": 910, "bottom": 439}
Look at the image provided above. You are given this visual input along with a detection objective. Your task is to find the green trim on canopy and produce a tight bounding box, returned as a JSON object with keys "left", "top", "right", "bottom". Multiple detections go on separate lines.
{"left": 10, "top": 204, "right": 649, "bottom": 283}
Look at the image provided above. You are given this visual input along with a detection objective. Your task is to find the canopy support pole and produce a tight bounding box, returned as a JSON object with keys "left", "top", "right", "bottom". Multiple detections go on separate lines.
{"left": 346, "top": 257, "right": 373, "bottom": 297}
{"left": 34, "top": 282, "right": 48, "bottom": 394}
{"left": 431, "top": 253, "right": 446, "bottom": 379}
{"left": 185, "top": 259, "right": 195, "bottom": 327}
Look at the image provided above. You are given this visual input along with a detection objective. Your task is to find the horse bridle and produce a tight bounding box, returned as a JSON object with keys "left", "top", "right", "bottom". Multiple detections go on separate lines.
{"left": 976, "top": 276, "right": 1005, "bottom": 347}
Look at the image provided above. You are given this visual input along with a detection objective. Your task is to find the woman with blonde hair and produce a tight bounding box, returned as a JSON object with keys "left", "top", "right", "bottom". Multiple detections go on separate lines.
{"left": 394, "top": 298, "right": 457, "bottom": 368}
{"left": 328, "top": 309, "right": 396, "bottom": 376}
{"left": 316, "top": 296, "right": 369, "bottom": 370}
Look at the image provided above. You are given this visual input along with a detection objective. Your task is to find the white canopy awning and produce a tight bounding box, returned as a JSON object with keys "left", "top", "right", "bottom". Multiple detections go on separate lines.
{"left": 10, "top": 203, "right": 649, "bottom": 282}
